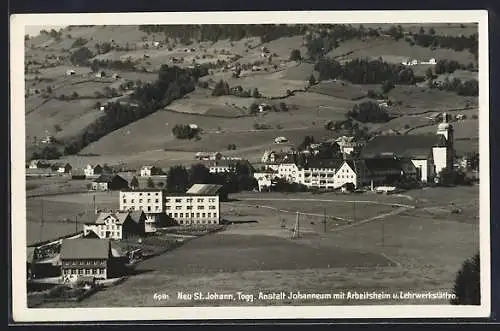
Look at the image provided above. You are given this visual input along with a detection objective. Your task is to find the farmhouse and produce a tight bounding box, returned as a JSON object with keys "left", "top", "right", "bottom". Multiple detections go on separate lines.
{"left": 207, "top": 159, "right": 236, "bottom": 174}
{"left": 140, "top": 165, "right": 162, "bottom": 177}
{"left": 57, "top": 163, "right": 72, "bottom": 174}
{"left": 83, "top": 210, "right": 146, "bottom": 240}
{"left": 91, "top": 174, "right": 129, "bottom": 191}
{"left": 361, "top": 114, "right": 454, "bottom": 183}
{"left": 253, "top": 171, "right": 278, "bottom": 192}
{"left": 60, "top": 239, "right": 112, "bottom": 282}
{"left": 261, "top": 150, "right": 278, "bottom": 164}
{"left": 28, "top": 160, "right": 41, "bottom": 169}
{"left": 84, "top": 164, "right": 103, "bottom": 177}
{"left": 66, "top": 69, "right": 76, "bottom": 76}
{"left": 274, "top": 136, "right": 288, "bottom": 144}
{"left": 333, "top": 136, "right": 365, "bottom": 155}
{"left": 165, "top": 184, "right": 224, "bottom": 225}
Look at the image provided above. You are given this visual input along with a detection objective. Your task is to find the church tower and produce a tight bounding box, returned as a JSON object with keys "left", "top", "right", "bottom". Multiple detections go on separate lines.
{"left": 434, "top": 112, "right": 455, "bottom": 173}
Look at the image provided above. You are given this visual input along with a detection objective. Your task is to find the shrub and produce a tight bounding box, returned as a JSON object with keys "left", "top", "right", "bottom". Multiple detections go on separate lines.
{"left": 450, "top": 254, "right": 480, "bottom": 305}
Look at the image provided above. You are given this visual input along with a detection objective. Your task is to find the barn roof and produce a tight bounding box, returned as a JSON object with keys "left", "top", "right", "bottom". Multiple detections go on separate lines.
{"left": 361, "top": 134, "right": 447, "bottom": 159}
{"left": 93, "top": 174, "right": 125, "bottom": 183}
{"left": 305, "top": 158, "right": 344, "bottom": 170}
{"left": 60, "top": 239, "right": 110, "bottom": 260}
{"left": 186, "top": 184, "right": 223, "bottom": 195}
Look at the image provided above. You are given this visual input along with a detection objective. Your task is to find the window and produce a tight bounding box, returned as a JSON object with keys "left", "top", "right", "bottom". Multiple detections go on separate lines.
{"left": 174, "top": 213, "right": 178, "bottom": 218}
{"left": 191, "top": 213, "right": 195, "bottom": 217}
{"left": 213, "top": 213, "right": 217, "bottom": 218}
{"left": 139, "top": 193, "right": 143, "bottom": 196}
{"left": 155, "top": 206, "right": 160, "bottom": 211}
{"left": 186, "top": 198, "right": 193, "bottom": 202}
{"left": 166, "top": 199, "right": 171, "bottom": 203}
{"left": 139, "top": 199, "right": 143, "bottom": 203}
{"left": 175, "top": 198, "right": 182, "bottom": 203}
{"left": 168, "top": 213, "right": 172, "bottom": 217}
{"left": 176, "top": 206, "right": 182, "bottom": 210}
{"left": 186, "top": 206, "right": 192, "bottom": 210}
{"left": 166, "top": 206, "right": 171, "bottom": 210}
{"left": 123, "top": 199, "right": 126, "bottom": 203}
{"left": 147, "top": 199, "right": 151, "bottom": 203}
{"left": 209, "top": 206, "right": 216, "bottom": 210}
{"left": 208, "top": 213, "right": 211, "bottom": 217}
{"left": 155, "top": 199, "right": 159, "bottom": 203}
{"left": 155, "top": 192, "right": 159, "bottom": 196}
{"left": 94, "top": 268, "right": 98, "bottom": 274}
{"left": 147, "top": 206, "right": 151, "bottom": 211}
{"left": 196, "top": 213, "right": 200, "bottom": 217}
{"left": 202, "top": 213, "right": 206, "bottom": 217}
{"left": 180, "top": 213, "right": 184, "bottom": 217}
{"left": 197, "top": 206, "right": 204, "bottom": 210}
{"left": 147, "top": 192, "right": 151, "bottom": 196}
{"left": 197, "top": 198, "right": 204, "bottom": 203}
{"left": 99, "top": 268, "right": 105, "bottom": 274}
{"left": 79, "top": 269, "right": 84, "bottom": 275}
{"left": 131, "top": 199, "right": 135, "bottom": 203}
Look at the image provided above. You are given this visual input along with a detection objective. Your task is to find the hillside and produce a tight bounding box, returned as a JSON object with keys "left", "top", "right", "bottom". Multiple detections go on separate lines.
{"left": 24, "top": 23, "right": 479, "bottom": 168}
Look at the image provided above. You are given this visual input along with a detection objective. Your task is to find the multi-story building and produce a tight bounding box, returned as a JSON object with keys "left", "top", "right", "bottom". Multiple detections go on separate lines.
{"left": 165, "top": 184, "right": 223, "bottom": 225}
{"left": 119, "top": 189, "right": 164, "bottom": 214}
{"left": 298, "top": 159, "right": 342, "bottom": 189}
{"left": 60, "top": 239, "right": 112, "bottom": 282}
{"left": 277, "top": 163, "right": 300, "bottom": 183}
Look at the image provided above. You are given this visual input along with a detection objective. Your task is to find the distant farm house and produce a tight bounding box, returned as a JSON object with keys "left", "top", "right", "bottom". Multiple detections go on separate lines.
{"left": 401, "top": 58, "right": 419, "bottom": 66}
{"left": 95, "top": 71, "right": 106, "bottom": 78}
{"left": 188, "top": 124, "right": 199, "bottom": 130}
{"left": 66, "top": 69, "right": 76, "bottom": 76}
{"left": 274, "top": 136, "right": 288, "bottom": 144}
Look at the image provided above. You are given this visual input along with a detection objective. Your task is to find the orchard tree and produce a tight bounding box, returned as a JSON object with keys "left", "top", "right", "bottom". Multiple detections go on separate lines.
{"left": 451, "top": 254, "right": 480, "bottom": 305}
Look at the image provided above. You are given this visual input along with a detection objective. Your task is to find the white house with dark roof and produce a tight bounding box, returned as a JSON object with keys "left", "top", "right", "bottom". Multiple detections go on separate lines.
{"left": 60, "top": 239, "right": 112, "bottom": 282}
{"left": 83, "top": 210, "right": 146, "bottom": 240}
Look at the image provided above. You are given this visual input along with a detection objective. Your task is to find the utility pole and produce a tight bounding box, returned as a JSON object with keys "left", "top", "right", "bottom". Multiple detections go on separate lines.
{"left": 323, "top": 208, "right": 327, "bottom": 233}
{"left": 381, "top": 220, "right": 385, "bottom": 247}
{"left": 39, "top": 199, "right": 44, "bottom": 243}
{"left": 292, "top": 211, "right": 300, "bottom": 239}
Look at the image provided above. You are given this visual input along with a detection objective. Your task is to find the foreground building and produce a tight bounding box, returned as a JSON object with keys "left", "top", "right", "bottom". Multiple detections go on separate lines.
{"left": 83, "top": 210, "right": 146, "bottom": 240}
{"left": 60, "top": 239, "right": 112, "bottom": 282}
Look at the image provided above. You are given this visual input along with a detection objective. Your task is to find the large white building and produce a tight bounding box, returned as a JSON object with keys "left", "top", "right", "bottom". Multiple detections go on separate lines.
{"left": 253, "top": 171, "right": 278, "bottom": 191}
{"left": 83, "top": 210, "right": 146, "bottom": 240}
{"left": 165, "top": 184, "right": 223, "bottom": 225}
{"left": 118, "top": 184, "right": 224, "bottom": 228}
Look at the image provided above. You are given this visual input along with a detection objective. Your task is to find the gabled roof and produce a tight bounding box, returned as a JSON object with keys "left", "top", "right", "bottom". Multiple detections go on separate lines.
{"left": 361, "top": 134, "right": 446, "bottom": 159}
{"left": 129, "top": 210, "right": 145, "bottom": 224}
{"left": 60, "top": 239, "right": 110, "bottom": 260}
{"left": 95, "top": 212, "right": 130, "bottom": 225}
{"left": 186, "top": 184, "right": 223, "bottom": 195}
{"left": 93, "top": 174, "right": 125, "bottom": 183}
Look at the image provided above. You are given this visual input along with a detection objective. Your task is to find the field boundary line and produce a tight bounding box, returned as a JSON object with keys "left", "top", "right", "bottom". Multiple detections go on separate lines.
{"left": 237, "top": 197, "right": 415, "bottom": 209}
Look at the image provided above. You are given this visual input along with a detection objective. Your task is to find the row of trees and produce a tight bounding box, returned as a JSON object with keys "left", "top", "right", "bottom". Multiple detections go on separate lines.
{"left": 306, "top": 24, "right": 382, "bottom": 60}
{"left": 434, "top": 78, "right": 479, "bottom": 97}
{"left": 30, "top": 146, "right": 62, "bottom": 160}
{"left": 314, "top": 58, "right": 416, "bottom": 85}
{"left": 63, "top": 65, "right": 208, "bottom": 154}
{"left": 165, "top": 162, "right": 257, "bottom": 194}
{"left": 90, "top": 58, "right": 137, "bottom": 72}
{"left": 172, "top": 124, "right": 200, "bottom": 140}
{"left": 412, "top": 32, "right": 478, "bottom": 57}
{"left": 347, "top": 101, "right": 391, "bottom": 123}
{"left": 139, "top": 24, "right": 308, "bottom": 44}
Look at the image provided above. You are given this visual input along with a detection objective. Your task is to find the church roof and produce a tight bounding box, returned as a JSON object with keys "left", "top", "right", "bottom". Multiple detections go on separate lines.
{"left": 360, "top": 134, "right": 447, "bottom": 159}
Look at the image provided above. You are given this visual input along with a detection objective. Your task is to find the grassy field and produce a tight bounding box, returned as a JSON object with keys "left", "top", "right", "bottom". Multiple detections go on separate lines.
{"left": 26, "top": 190, "right": 119, "bottom": 245}
{"left": 38, "top": 185, "right": 479, "bottom": 307}
{"left": 328, "top": 37, "right": 476, "bottom": 66}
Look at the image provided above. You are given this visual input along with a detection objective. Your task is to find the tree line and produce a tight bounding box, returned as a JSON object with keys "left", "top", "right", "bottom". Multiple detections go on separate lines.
{"left": 138, "top": 24, "right": 309, "bottom": 44}
{"left": 62, "top": 65, "right": 208, "bottom": 155}
{"left": 314, "top": 58, "right": 416, "bottom": 85}
{"left": 165, "top": 162, "right": 257, "bottom": 195}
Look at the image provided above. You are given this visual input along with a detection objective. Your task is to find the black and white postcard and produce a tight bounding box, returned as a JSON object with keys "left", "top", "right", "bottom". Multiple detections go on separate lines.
{"left": 10, "top": 10, "right": 491, "bottom": 321}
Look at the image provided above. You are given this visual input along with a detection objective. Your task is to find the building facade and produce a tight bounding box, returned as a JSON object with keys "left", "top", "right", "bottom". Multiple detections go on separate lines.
{"left": 165, "top": 194, "right": 220, "bottom": 225}
{"left": 60, "top": 239, "right": 112, "bottom": 282}
{"left": 83, "top": 211, "right": 146, "bottom": 240}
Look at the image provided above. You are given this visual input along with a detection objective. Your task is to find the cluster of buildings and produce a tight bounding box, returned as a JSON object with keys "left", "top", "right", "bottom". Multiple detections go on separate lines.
{"left": 254, "top": 113, "right": 457, "bottom": 192}
{"left": 401, "top": 57, "right": 437, "bottom": 66}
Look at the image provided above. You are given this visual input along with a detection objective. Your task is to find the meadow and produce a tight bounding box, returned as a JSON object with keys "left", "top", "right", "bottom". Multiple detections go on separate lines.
{"left": 38, "top": 185, "right": 479, "bottom": 307}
